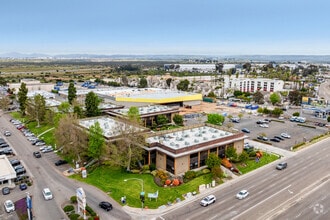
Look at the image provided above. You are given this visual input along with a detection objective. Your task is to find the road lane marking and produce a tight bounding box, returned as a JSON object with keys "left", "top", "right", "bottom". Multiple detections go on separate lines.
{"left": 231, "top": 184, "right": 292, "bottom": 220}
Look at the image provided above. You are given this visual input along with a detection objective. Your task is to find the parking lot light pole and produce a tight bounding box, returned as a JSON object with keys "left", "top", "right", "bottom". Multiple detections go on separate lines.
{"left": 124, "top": 178, "right": 144, "bottom": 210}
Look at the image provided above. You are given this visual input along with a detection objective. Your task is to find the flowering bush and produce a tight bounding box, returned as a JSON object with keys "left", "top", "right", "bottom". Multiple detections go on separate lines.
{"left": 165, "top": 179, "right": 172, "bottom": 185}
{"left": 172, "top": 179, "right": 180, "bottom": 186}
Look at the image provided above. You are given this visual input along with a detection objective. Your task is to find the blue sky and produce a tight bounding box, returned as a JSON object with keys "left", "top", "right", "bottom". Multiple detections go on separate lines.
{"left": 1, "top": 0, "right": 330, "bottom": 55}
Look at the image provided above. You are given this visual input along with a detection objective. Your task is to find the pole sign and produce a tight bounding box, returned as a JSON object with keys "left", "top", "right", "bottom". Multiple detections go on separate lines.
{"left": 76, "top": 187, "right": 87, "bottom": 219}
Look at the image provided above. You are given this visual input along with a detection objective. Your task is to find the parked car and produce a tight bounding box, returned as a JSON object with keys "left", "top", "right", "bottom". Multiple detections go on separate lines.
{"left": 257, "top": 135, "right": 268, "bottom": 141}
{"left": 276, "top": 162, "right": 288, "bottom": 170}
{"left": 200, "top": 195, "right": 216, "bottom": 207}
{"left": 244, "top": 143, "right": 254, "bottom": 152}
{"left": 241, "top": 128, "right": 250, "bottom": 133}
{"left": 2, "top": 187, "right": 10, "bottom": 195}
{"left": 42, "top": 188, "right": 53, "bottom": 200}
{"left": 270, "top": 137, "right": 281, "bottom": 142}
{"left": 274, "top": 135, "right": 284, "bottom": 140}
{"left": 55, "top": 160, "right": 68, "bottom": 166}
{"left": 259, "top": 123, "right": 269, "bottom": 128}
{"left": 35, "top": 141, "right": 46, "bottom": 146}
{"left": 231, "top": 118, "right": 240, "bottom": 123}
{"left": 0, "top": 143, "right": 9, "bottom": 148}
{"left": 14, "top": 165, "right": 24, "bottom": 171}
{"left": 33, "top": 151, "right": 42, "bottom": 158}
{"left": 281, "top": 133, "right": 291, "bottom": 138}
{"left": 99, "top": 201, "right": 113, "bottom": 211}
{"left": 19, "top": 183, "right": 28, "bottom": 191}
{"left": 10, "top": 159, "right": 20, "bottom": 166}
{"left": 236, "top": 190, "right": 249, "bottom": 199}
{"left": 15, "top": 168, "right": 26, "bottom": 175}
{"left": 4, "top": 200, "right": 15, "bottom": 213}
{"left": 41, "top": 146, "right": 53, "bottom": 153}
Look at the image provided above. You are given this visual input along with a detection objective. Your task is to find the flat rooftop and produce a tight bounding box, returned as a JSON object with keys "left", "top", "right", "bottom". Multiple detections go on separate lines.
{"left": 0, "top": 155, "right": 16, "bottom": 179}
{"left": 111, "top": 105, "right": 178, "bottom": 116}
{"left": 146, "top": 125, "right": 234, "bottom": 150}
{"left": 79, "top": 116, "right": 145, "bottom": 138}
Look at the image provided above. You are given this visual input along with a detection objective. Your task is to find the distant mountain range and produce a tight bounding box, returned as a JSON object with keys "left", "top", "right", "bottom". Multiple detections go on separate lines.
{"left": 0, "top": 52, "right": 330, "bottom": 63}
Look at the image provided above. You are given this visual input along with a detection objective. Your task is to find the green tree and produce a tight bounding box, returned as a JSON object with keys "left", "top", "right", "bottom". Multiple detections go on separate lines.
{"left": 177, "top": 79, "right": 189, "bottom": 91}
{"left": 206, "top": 153, "right": 221, "bottom": 169}
{"left": 109, "top": 107, "right": 146, "bottom": 171}
{"left": 269, "top": 92, "right": 281, "bottom": 105}
{"left": 166, "top": 78, "right": 172, "bottom": 87}
{"left": 156, "top": 115, "right": 168, "bottom": 126}
{"left": 0, "top": 95, "right": 11, "bottom": 111}
{"left": 272, "top": 108, "right": 283, "bottom": 116}
{"left": 58, "top": 102, "right": 71, "bottom": 113}
{"left": 207, "top": 91, "right": 216, "bottom": 98}
{"left": 239, "top": 151, "right": 249, "bottom": 163}
{"left": 253, "top": 91, "right": 264, "bottom": 104}
{"left": 173, "top": 114, "right": 183, "bottom": 126}
{"left": 225, "top": 146, "right": 237, "bottom": 160}
{"left": 68, "top": 82, "right": 77, "bottom": 104}
{"left": 54, "top": 114, "right": 88, "bottom": 163}
{"left": 293, "top": 112, "right": 300, "bottom": 117}
{"left": 206, "top": 113, "right": 224, "bottom": 125}
{"left": 88, "top": 121, "right": 105, "bottom": 166}
{"left": 73, "top": 105, "right": 84, "bottom": 118}
{"left": 85, "top": 92, "right": 101, "bottom": 117}
{"left": 138, "top": 77, "right": 148, "bottom": 88}
{"left": 18, "top": 82, "right": 28, "bottom": 115}
{"left": 26, "top": 94, "right": 46, "bottom": 127}
{"left": 288, "top": 90, "right": 302, "bottom": 106}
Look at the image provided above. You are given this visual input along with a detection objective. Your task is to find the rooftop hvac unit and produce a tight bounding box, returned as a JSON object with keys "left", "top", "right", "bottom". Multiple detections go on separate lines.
{"left": 194, "top": 139, "right": 199, "bottom": 143}
{"left": 212, "top": 135, "right": 216, "bottom": 138}
{"left": 175, "top": 144, "right": 180, "bottom": 148}
{"left": 170, "top": 142, "right": 175, "bottom": 146}
{"left": 203, "top": 137, "right": 208, "bottom": 141}
{"left": 185, "top": 141, "right": 190, "bottom": 145}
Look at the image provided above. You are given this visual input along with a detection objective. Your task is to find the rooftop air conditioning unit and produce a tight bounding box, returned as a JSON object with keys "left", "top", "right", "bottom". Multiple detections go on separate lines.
{"left": 185, "top": 141, "right": 190, "bottom": 145}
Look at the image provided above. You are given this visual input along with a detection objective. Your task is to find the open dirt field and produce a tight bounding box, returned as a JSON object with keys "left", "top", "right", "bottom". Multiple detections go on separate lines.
{"left": 179, "top": 102, "right": 242, "bottom": 116}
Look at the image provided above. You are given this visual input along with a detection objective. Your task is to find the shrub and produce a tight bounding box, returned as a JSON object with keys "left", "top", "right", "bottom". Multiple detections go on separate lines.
{"left": 202, "top": 168, "right": 210, "bottom": 174}
{"left": 151, "top": 170, "right": 157, "bottom": 176}
{"left": 195, "top": 170, "right": 204, "bottom": 177}
{"left": 154, "top": 176, "right": 164, "bottom": 187}
{"left": 69, "top": 213, "right": 80, "bottom": 220}
{"left": 142, "top": 165, "right": 149, "bottom": 172}
{"left": 211, "top": 167, "right": 223, "bottom": 178}
{"left": 149, "top": 163, "right": 156, "bottom": 171}
{"left": 85, "top": 205, "right": 96, "bottom": 217}
{"left": 63, "top": 205, "right": 75, "bottom": 212}
{"left": 155, "top": 170, "right": 168, "bottom": 181}
{"left": 70, "top": 196, "right": 77, "bottom": 204}
{"left": 184, "top": 170, "right": 196, "bottom": 180}
{"left": 131, "top": 169, "right": 140, "bottom": 174}
{"left": 249, "top": 151, "right": 256, "bottom": 157}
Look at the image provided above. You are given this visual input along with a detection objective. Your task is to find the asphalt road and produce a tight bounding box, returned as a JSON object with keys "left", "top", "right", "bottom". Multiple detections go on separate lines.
{"left": 0, "top": 112, "right": 131, "bottom": 220}
{"left": 160, "top": 137, "right": 330, "bottom": 220}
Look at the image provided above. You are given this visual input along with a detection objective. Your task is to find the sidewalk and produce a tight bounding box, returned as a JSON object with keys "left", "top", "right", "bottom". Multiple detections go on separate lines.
{"left": 122, "top": 142, "right": 296, "bottom": 220}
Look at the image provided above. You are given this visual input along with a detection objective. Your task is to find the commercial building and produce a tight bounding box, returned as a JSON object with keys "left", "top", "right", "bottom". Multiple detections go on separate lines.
{"left": 0, "top": 155, "right": 16, "bottom": 187}
{"left": 143, "top": 124, "right": 245, "bottom": 175}
{"left": 223, "top": 76, "right": 284, "bottom": 93}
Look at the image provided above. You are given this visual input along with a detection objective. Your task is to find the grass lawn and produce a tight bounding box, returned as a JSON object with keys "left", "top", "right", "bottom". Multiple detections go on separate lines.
{"left": 70, "top": 166, "right": 213, "bottom": 209}
{"left": 236, "top": 153, "right": 279, "bottom": 174}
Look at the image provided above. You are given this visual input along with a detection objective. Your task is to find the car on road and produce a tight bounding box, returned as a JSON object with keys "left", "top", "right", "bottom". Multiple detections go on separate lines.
{"left": 4, "top": 131, "right": 11, "bottom": 136}
{"left": 236, "top": 190, "right": 249, "bottom": 199}
{"left": 241, "top": 128, "right": 250, "bottom": 133}
{"left": 4, "top": 200, "right": 15, "bottom": 213}
{"left": 99, "top": 201, "right": 113, "bottom": 211}
{"left": 55, "top": 160, "right": 68, "bottom": 166}
{"left": 19, "top": 183, "right": 28, "bottom": 191}
{"left": 231, "top": 117, "right": 240, "bottom": 123}
{"left": 42, "top": 188, "right": 53, "bottom": 200}
{"left": 276, "top": 162, "right": 288, "bottom": 170}
{"left": 200, "top": 195, "right": 216, "bottom": 206}
{"left": 2, "top": 187, "right": 10, "bottom": 195}
{"left": 33, "top": 151, "right": 42, "bottom": 158}
{"left": 281, "top": 133, "right": 291, "bottom": 138}
{"left": 257, "top": 135, "right": 268, "bottom": 141}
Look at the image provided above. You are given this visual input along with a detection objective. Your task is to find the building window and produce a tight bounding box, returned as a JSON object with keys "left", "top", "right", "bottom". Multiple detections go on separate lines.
{"left": 190, "top": 153, "right": 198, "bottom": 169}
{"left": 218, "top": 145, "right": 226, "bottom": 158}
{"left": 150, "top": 150, "right": 156, "bottom": 165}
{"left": 166, "top": 155, "right": 175, "bottom": 173}
{"left": 210, "top": 147, "right": 217, "bottom": 154}
{"left": 200, "top": 150, "right": 208, "bottom": 167}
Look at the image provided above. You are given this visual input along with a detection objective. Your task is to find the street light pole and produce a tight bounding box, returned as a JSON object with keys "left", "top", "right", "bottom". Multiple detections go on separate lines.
{"left": 124, "top": 178, "right": 144, "bottom": 210}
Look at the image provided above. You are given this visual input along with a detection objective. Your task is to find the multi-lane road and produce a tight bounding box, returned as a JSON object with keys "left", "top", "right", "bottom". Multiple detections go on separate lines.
{"left": 0, "top": 112, "right": 131, "bottom": 220}
{"left": 159, "top": 137, "right": 330, "bottom": 220}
